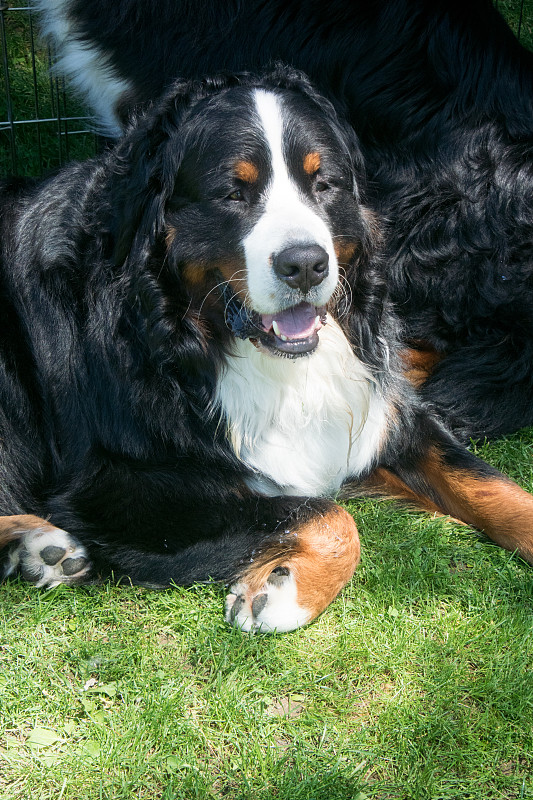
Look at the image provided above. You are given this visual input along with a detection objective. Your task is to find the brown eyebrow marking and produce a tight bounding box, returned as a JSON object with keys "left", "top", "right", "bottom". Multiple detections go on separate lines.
{"left": 234, "top": 160, "right": 259, "bottom": 183}
{"left": 303, "top": 152, "right": 321, "bottom": 175}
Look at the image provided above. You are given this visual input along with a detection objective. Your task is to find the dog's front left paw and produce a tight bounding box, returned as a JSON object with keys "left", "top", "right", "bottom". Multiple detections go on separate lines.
{"left": 8, "top": 523, "right": 91, "bottom": 587}
{"left": 225, "top": 567, "right": 313, "bottom": 633}
{"left": 225, "top": 502, "right": 361, "bottom": 633}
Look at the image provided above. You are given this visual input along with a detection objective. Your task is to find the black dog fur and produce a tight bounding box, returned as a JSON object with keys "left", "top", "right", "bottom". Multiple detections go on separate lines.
{"left": 2, "top": 69, "right": 533, "bottom": 630}
{"left": 36, "top": 0, "right": 533, "bottom": 441}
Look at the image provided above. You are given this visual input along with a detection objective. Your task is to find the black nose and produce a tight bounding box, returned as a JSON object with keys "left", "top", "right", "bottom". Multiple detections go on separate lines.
{"left": 273, "top": 244, "right": 329, "bottom": 293}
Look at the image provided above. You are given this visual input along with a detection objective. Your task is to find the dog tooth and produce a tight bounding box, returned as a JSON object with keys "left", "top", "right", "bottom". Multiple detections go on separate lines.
{"left": 272, "top": 320, "right": 281, "bottom": 337}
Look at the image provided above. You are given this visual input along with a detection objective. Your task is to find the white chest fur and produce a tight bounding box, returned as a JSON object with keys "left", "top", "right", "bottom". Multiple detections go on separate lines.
{"left": 214, "top": 320, "right": 389, "bottom": 497}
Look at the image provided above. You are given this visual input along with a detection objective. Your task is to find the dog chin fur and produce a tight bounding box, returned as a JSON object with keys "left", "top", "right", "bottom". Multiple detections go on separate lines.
{"left": 215, "top": 319, "right": 389, "bottom": 498}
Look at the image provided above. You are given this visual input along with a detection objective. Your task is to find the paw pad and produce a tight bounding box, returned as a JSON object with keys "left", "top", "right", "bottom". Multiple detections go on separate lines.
{"left": 40, "top": 545, "right": 67, "bottom": 565}
{"left": 225, "top": 566, "right": 311, "bottom": 633}
{"left": 11, "top": 526, "right": 90, "bottom": 588}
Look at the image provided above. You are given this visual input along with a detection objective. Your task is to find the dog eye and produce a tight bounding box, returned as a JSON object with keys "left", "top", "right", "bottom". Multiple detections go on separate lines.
{"left": 227, "top": 189, "right": 245, "bottom": 201}
{"left": 314, "top": 180, "right": 330, "bottom": 193}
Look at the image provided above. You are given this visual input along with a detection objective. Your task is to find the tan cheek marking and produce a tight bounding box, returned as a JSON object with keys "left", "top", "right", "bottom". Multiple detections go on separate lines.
{"left": 303, "top": 152, "right": 321, "bottom": 175}
{"left": 234, "top": 160, "right": 259, "bottom": 183}
{"left": 334, "top": 207, "right": 383, "bottom": 266}
{"left": 182, "top": 262, "right": 210, "bottom": 288}
{"left": 217, "top": 259, "right": 249, "bottom": 302}
{"left": 181, "top": 257, "right": 248, "bottom": 295}
{"left": 334, "top": 240, "right": 359, "bottom": 264}
{"left": 237, "top": 502, "right": 360, "bottom": 623}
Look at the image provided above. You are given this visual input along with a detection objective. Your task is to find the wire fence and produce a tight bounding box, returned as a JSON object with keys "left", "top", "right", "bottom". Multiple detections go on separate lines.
{"left": 0, "top": 1, "right": 98, "bottom": 176}
{"left": 0, "top": 0, "right": 530, "bottom": 177}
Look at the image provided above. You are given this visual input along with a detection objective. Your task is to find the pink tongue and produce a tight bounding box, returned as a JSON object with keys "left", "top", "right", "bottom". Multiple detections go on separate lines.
{"left": 261, "top": 302, "right": 318, "bottom": 340}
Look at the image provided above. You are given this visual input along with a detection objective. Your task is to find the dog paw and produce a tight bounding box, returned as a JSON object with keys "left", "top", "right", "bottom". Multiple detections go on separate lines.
{"left": 9, "top": 525, "right": 91, "bottom": 587}
{"left": 225, "top": 567, "right": 312, "bottom": 633}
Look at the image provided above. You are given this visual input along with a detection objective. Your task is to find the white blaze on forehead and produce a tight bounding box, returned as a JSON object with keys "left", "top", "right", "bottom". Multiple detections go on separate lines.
{"left": 254, "top": 90, "right": 292, "bottom": 188}
{"left": 243, "top": 89, "right": 339, "bottom": 313}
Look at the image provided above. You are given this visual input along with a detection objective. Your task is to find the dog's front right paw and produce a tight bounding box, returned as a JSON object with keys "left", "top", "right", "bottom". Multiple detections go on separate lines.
{"left": 2, "top": 518, "right": 91, "bottom": 587}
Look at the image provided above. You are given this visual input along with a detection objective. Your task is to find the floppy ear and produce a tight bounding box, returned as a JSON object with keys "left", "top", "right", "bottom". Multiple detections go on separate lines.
{"left": 111, "top": 74, "right": 245, "bottom": 268}
{"left": 111, "top": 94, "right": 186, "bottom": 268}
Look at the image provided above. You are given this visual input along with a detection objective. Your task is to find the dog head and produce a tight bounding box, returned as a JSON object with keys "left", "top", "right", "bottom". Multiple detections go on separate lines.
{"left": 113, "top": 67, "right": 380, "bottom": 359}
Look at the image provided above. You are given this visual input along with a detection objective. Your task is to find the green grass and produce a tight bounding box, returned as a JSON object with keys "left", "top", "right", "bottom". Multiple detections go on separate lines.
{"left": 2, "top": 429, "right": 533, "bottom": 799}
{"left": 497, "top": 0, "right": 533, "bottom": 48}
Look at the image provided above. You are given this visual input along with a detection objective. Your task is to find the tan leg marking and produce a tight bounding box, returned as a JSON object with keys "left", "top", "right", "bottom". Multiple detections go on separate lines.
{"left": 0, "top": 514, "right": 57, "bottom": 548}
{"left": 401, "top": 345, "right": 442, "bottom": 388}
{"left": 226, "top": 503, "right": 360, "bottom": 632}
{"left": 359, "top": 449, "right": 533, "bottom": 564}
{"left": 423, "top": 454, "right": 533, "bottom": 564}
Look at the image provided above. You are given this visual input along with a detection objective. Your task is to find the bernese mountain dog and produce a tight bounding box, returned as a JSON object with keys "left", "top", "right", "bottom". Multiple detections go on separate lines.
{"left": 1, "top": 68, "right": 533, "bottom": 632}
{"left": 35, "top": 0, "right": 533, "bottom": 442}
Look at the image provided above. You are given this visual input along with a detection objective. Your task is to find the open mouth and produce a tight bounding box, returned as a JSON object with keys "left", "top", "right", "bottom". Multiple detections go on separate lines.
{"left": 223, "top": 291, "right": 327, "bottom": 358}
{"left": 253, "top": 302, "right": 327, "bottom": 356}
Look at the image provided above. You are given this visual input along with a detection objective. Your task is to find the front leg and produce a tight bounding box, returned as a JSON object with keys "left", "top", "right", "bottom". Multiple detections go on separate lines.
{"left": 225, "top": 501, "right": 360, "bottom": 632}
{"left": 0, "top": 492, "right": 360, "bottom": 633}
{"left": 86, "top": 495, "right": 360, "bottom": 633}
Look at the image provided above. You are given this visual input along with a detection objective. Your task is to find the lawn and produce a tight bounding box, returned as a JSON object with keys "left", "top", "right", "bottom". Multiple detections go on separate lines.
{"left": 1, "top": 3, "right": 533, "bottom": 799}
{"left": 1, "top": 430, "right": 533, "bottom": 800}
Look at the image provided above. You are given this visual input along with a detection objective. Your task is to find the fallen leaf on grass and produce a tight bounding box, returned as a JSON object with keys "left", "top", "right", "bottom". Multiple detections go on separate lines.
{"left": 79, "top": 739, "right": 101, "bottom": 759}
{"left": 84, "top": 682, "right": 117, "bottom": 698}
{"left": 27, "top": 728, "right": 62, "bottom": 748}
{"left": 267, "top": 695, "right": 306, "bottom": 718}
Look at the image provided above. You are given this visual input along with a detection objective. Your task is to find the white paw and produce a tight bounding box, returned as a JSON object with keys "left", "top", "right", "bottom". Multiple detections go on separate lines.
{"left": 225, "top": 567, "right": 312, "bottom": 633}
{"left": 10, "top": 525, "right": 91, "bottom": 587}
